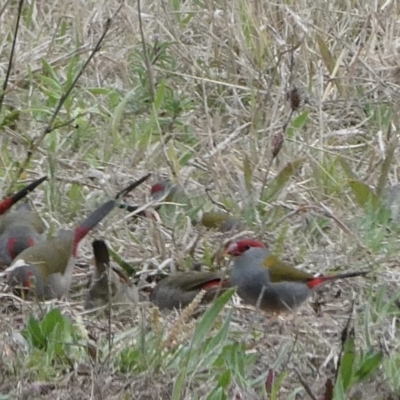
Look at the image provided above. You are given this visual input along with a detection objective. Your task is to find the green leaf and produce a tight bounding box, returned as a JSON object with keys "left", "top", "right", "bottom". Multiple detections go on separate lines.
{"left": 111, "top": 89, "right": 136, "bottom": 138}
{"left": 41, "top": 308, "right": 64, "bottom": 337}
{"left": 270, "top": 371, "right": 287, "bottom": 400}
{"left": 376, "top": 138, "right": 397, "bottom": 197}
{"left": 262, "top": 159, "right": 304, "bottom": 203}
{"left": 191, "top": 289, "right": 235, "bottom": 349}
{"left": 337, "top": 156, "right": 357, "bottom": 180}
{"left": 23, "top": 315, "right": 45, "bottom": 349}
{"left": 332, "top": 376, "right": 346, "bottom": 400}
{"left": 217, "top": 369, "right": 231, "bottom": 389}
{"left": 316, "top": 34, "right": 335, "bottom": 75}
{"left": 166, "top": 141, "right": 179, "bottom": 176}
{"left": 65, "top": 55, "right": 78, "bottom": 89}
{"left": 171, "top": 369, "right": 186, "bottom": 400}
{"left": 41, "top": 58, "right": 60, "bottom": 83}
{"left": 340, "top": 350, "right": 355, "bottom": 390}
{"left": 355, "top": 351, "right": 383, "bottom": 381}
{"left": 348, "top": 180, "right": 382, "bottom": 211}
{"left": 286, "top": 111, "right": 309, "bottom": 138}
{"left": 316, "top": 33, "right": 342, "bottom": 94}
{"left": 202, "top": 311, "right": 231, "bottom": 355}
{"left": 153, "top": 80, "right": 166, "bottom": 110}
{"left": 108, "top": 246, "right": 136, "bottom": 275}
{"left": 243, "top": 154, "right": 252, "bottom": 192}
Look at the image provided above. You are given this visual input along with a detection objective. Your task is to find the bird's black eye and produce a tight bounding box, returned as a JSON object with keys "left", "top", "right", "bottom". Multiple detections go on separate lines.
{"left": 244, "top": 245, "right": 251, "bottom": 251}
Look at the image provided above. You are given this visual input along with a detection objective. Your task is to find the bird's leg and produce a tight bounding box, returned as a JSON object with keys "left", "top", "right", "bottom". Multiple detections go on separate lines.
{"left": 244, "top": 286, "right": 267, "bottom": 340}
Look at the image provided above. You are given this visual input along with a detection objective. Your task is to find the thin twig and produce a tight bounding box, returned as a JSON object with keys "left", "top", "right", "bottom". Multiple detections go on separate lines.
{"left": 205, "top": 187, "right": 230, "bottom": 212}
{"left": 13, "top": 4, "right": 123, "bottom": 183}
{"left": 244, "top": 286, "right": 266, "bottom": 341}
{"left": 0, "top": 0, "right": 24, "bottom": 113}
{"left": 107, "top": 255, "right": 113, "bottom": 363}
{"left": 137, "top": 0, "right": 155, "bottom": 102}
{"left": 294, "top": 369, "right": 318, "bottom": 400}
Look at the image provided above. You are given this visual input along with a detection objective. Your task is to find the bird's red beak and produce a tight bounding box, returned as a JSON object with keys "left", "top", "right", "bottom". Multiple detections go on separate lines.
{"left": 226, "top": 242, "right": 239, "bottom": 256}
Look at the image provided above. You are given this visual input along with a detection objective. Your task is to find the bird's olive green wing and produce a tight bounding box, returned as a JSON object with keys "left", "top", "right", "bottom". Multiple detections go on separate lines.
{"left": 162, "top": 272, "right": 222, "bottom": 291}
{"left": 15, "top": 233, "right": 74, "bottom": 280}
{"left": 263, "top": 254, "right": 313, "bottom": 283}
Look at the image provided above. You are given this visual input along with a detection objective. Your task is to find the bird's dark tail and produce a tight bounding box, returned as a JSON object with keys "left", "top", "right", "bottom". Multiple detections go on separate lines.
{"left": 0, "top": 176, "right": 47, "bottom": 215}
{"left": 73, "top": 174, "right": 151, "bottom": 254}
{"left": 307, "top": 270, "right": 369, "bottom": 289}
{"left": 92, "top": 239, "right": 110, "bottom": 275}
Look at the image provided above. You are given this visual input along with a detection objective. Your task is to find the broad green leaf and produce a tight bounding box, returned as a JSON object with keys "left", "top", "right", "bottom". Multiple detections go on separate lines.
{"left": 23, "top": 315, "right": 45, "bottom": 349}
{"left": 348, "top": 180, "right": 381, "bottom": 211}
{"left": 202, "top": 311, "right": 231, "bottom": 355}
{"left": 355, "top": 351, "right": 383, "bottom": 381}
{"left": 41, "top": 308, "right": 64, "bottom": 337}
{"left": 262, "top": 159, "right": 304, "bottom": 203}
{"left": 217, "top": 370, "right": 231, "bottom": 389}
{"left": 191, "top": 289, "right": 235, "bottom": 349}
{"left": 339, "top": 345, "right": 355, "bottom": 390}
{"left": 285, "top": 111, "right": 309, "bottom": 138}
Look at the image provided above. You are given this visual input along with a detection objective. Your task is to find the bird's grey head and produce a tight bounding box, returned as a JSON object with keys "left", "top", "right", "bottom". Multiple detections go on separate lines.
{"left": 7, "top": 260, "right": 45, "bottom": 299}
{"left": 226, "top": 239, "right": 269, "bottom": 263}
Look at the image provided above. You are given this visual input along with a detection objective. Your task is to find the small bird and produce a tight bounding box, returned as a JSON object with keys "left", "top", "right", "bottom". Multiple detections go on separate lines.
{"left": 150, "top": 180, "right": 180, "bottom": 203}
{"left": 0, "top": 176, "right": 47, "bottom": 216}
{"left": 0, "top": 203, "right": 46, "bottom": 267}
{"left": 193, "top": 210, "right": 244, "bottom": 232}
{"left": 150, "top": 271, "right": 230, "bottom": 310}
{"left": 0, "top": 176, "right": 48, "bottom": 266}
{"left": 6, "top": 174, "right": 151, "bottom": 300}
{"left": 227, "top": 239, "right": 368, "bottom": 313}
{"left": 84, "top": 239, "right": 138, "bottom": 310}
{"left": 149, "top": 180, "right": 244, "bottom": 232}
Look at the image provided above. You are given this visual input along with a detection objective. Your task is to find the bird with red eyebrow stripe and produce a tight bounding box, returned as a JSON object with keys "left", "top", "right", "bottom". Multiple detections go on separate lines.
{"left": 0, "top": 204, "right": 46, "bottom": 267}
{"left": 0, "top": 176, "right": 48, "bottom": 267}
{"left": 6, "top": 174, "right": 151, "bottom": 300}
{"left": 227, "top": 239, "right": 368, "bottom": 313}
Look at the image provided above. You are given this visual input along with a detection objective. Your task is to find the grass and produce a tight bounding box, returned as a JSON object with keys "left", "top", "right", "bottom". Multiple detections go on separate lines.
{"left": 1, "top": 0, "right": 400, "bottom": 398}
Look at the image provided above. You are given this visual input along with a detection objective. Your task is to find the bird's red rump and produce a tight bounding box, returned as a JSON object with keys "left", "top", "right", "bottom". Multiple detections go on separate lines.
{"left": 307, "top": 276, "right": 332, "bottom": 289}
{"left": 0, "top": 197, "right": 13, "bottom": 215}
{"left": 201, "top": 279, "right": 223, "bottom": 290}
{"left": 7, "top": 237, "right": 17, "bottom": 259}
{"left": 73, "top": 227, "right": 89, "bottom": 256}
